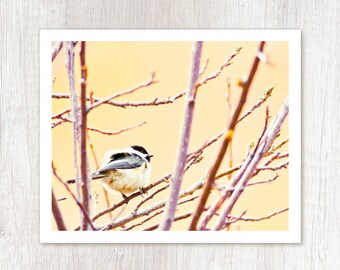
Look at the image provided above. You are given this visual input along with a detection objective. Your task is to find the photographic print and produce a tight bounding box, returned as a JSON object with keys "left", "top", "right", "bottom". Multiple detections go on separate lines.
{"left": 41, "top": 30, "right": 300, "bottom": 243}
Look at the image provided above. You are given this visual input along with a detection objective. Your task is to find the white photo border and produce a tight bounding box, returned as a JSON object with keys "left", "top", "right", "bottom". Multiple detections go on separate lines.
{"left": 41, "top": 30, "right": 301, "bottom": 243}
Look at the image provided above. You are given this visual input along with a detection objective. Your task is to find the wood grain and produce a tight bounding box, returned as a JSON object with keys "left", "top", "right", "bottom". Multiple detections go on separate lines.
{"left": 0, "top": 0, "right": 339, "bottom": 269}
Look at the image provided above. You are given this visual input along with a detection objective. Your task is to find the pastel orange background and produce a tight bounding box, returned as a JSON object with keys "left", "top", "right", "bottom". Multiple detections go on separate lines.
{"left": 52, "top": 41, "right": 288, "bottom": 231}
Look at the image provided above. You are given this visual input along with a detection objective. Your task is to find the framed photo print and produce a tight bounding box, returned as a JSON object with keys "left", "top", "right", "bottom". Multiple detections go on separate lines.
{"left": 41, "top": 30, "right": 301, "bottom": 243}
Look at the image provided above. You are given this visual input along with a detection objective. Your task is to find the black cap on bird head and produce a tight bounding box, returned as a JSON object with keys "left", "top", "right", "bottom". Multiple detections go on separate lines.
{"left": 131, "top": 145, "right": 153, "bottom": 162}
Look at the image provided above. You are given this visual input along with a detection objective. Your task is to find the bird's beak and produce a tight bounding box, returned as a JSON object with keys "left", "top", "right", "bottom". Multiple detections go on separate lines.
{"left": 148, "top": 155, "right": 154, "bottom": 158}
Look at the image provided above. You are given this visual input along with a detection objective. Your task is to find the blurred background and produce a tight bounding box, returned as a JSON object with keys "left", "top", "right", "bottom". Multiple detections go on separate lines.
{"left": 52, "top": 41, "right": 288, "bottom": 231}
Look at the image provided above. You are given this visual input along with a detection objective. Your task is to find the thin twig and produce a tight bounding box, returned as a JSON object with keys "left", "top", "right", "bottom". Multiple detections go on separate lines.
{"left": 226, "top": 78, "right": 233, "bottom": 179}
{"left": 52, "top": 41, "right": 78, "bottom": 62}
{"left": 111, "top": 205, "right": 126, "bottom": 222}
{"left": 237, "top": 86, "right": 275, "bottom": 123}
{"left": 52, "top": 108, "right": 71, "bottom": 119}
{"left": 133, "top": 184, "right": 169, "bottom": 213}
{"left": 247, "top": 174, "right": 279, "bottom": 187}
{"left": 123, "top": 210, "right": 164, "bottom": 231}
{"left": 52, "top": 91, "right": 185, "bottom": 108}
{"left": 223, "top": 210, "right": 247, "bottom": 230}
{"left": 197, "top": 47, "right": 242, "bottom": 87}
{"left": 85, "top": 121, "right": 146, "bottom": 136}
{"left": 229, "top": 207, "right": 289, "bottom": 222}
{"left": 113, "top": 71, "right": 157, "bottom": 99}
{"left": 52, "top": 42, "right": 63, "bottom": 62}
{"left": 189, "top": 41, "right": 266, "bottom": 230}
{"left": 87, "top": 132, "right": 99, "bottom": 169}
{"left": 215, "top": 174, "right": 280, "bottom": 192}
{"left": 144, "top": 212, "right": 192, "bottom": 231}
{"left": 52, "top": 115, "right": 146, "bottom": 136}
{"left": 198, "top": 58, "right": 210, "bottom": 78}
{"left": 185, "top": 153, "right": 204, "bottom": 172}
{"left": 264, "top": 138, "right": 289, "bottom": 157}
{"left": 52, "top": 189, "right": 67, "bottom": 230}
{"left": 87, "top": 73, "right": 157, "bottom": 112}
{"left": 144, "top": 206, "right": 213, "bottom": 231}
{"left": 159, "top": 41, "right": 203, "bottom": 230}
{"left": 256, "top": 161, "right": 289, "bottom": 171}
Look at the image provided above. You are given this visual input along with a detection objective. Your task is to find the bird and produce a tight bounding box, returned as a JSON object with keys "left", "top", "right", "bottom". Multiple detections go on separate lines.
{"left": 66, "top": 145, "right": 153, "bottom": 203}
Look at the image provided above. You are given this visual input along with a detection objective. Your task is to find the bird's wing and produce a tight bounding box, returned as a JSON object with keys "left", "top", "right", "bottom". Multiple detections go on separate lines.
{"left": 96, "top": 159, "right": 142, "bottom": 174}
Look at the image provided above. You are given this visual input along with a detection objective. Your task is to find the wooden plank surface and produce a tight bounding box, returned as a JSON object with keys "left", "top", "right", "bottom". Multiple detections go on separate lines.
{"left": 0, "top": 0, "right": 339, "bottom": 269}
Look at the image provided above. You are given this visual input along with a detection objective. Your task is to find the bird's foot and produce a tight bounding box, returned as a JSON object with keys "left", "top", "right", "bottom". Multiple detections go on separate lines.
{"left": 139, "top": 187, "right": 148, "bottom": 197}
{"left": 121, "top": 193, "right": 129, "bottom": 204}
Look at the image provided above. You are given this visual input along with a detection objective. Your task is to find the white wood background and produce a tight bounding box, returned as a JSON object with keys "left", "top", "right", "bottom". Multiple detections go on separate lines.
{"left": 0, "top": 0, "right": 339, "bottom": 269}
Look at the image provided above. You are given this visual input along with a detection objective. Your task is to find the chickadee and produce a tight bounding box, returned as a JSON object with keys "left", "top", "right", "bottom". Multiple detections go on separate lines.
{"left": 66, "top": 145, "right": 153, "bottom": 202}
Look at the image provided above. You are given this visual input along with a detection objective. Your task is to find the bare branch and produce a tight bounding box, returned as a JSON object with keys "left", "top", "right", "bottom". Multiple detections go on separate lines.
{"left": 52, "top": 108, "right": 71, "bottom": 119}
{"left": 87, "top": 131, "right": 99, "bottom": 169}
{"left": 133, "top": 184, "right": 169, "bottom": 213}
{"left": 198, "top": 58, "right": 210, "bottom": 77}
{"left": 262, "top": 151, "right": 287, "bottom": 166}
{"left": 52, "top": 41, "right": 78, "bottom": 62}
{"left": 87, "top": 73, "right": 158, "bottom": 112}
{"left": 212, "top": 98, "right": 289, "bottom": 230}
{"left": 65, "top": 41, "right": 82, "bottom": 221}
{"left": 160, "top": 41, "right": 203, "bottom": 230}
{"left": 79, "top": 41, "right": 92, "bottom": 230}
{"left": 197, "top": 80, "right": 271, "bottom": 232}
{"left": 197, "top": 47, "right": 242, "bottom": 87}
{"left": 226, "top": 78, "right": 233, "bottom": 179}
{"left": 228, "top": 207, "right": 289, "bottom": 224}
{"left": 144, "top": 212, "right": 192, "bottom": 231}
{"left": 99, "top": 194, "right": 199, "bottom": 231}
{"left": 52, "top": 47, "right": 241, "bottom": 114}
{"left": 85, "top": 121, "right": 146, "bottom": 136}
{"left": 264, "top": 138, "right": 289, "bottom": 157}
{"left": 123, "top": 210, "right": 164, "bottom": 231}
{"left": 52, "top": 42, "right": 63, "bottom": 62}
{"left": 223, "top": 210, "right": 247, "bottom": 230}
{"left": 256, "top": 161, "right": 289, "bottom": 171}
{"left": 198, "top": 104, "right": 277, "bottom": 230}
{"left": 52, "top": 189, "right": 67, "bottom": 231}
{"left": 247, "top": 174, "right": 279, "bottom": 187}
{"left": 52, "top": 163, "right": 96, "bottom": 230}
{"left": 112, "top": 71, "right": 157, "bottom": 100}
{"left": 237, "top": 86, "right": 275, "bottom": 123}
{"left": 52, "top": 115, "right": 146, "bottom": 136}
{"left": 53, "top": 91, "right": 185, "bottom": 108}
{"left": 144, "top": 206, "right": 212, "bottom": 231}
{"left": 82, "top": 174, "right": 172, "bottom": 228}
{"left": 189, "top": 41, "right": 266, "bottom": 230}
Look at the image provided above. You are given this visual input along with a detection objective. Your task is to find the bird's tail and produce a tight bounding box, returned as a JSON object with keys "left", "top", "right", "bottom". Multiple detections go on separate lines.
{"left": 65, "top": 173, "right": 105, "bottom": 184}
